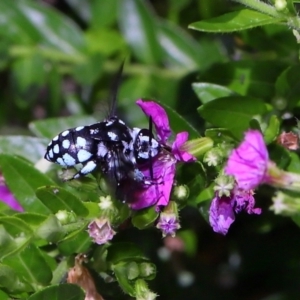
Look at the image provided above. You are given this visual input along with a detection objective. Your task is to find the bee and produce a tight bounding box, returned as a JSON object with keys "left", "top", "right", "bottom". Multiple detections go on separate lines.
{"left": 44, "top": 63, "right": 161, "bottom": 194}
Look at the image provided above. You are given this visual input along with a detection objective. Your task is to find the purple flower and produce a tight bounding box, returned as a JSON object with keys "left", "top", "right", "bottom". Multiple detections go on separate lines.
{"left": 156, "top": 212, "right": 180, "bottom": 237}
{"left": 225, "top": 130, "right": 270, "bottom": 190}
{"left": 128, "top": 100, "right": 196, "bottom": 210}
{"left": 209, "top": 187, "right": 261, "bottom": 235}
{"left": 88, "top": 218, "right": 116, "bottom": 245}
{"left": 0, "top": 185, "right": 23, "bottom": 212}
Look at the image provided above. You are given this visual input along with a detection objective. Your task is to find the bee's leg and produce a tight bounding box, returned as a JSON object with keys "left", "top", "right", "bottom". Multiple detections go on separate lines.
{"left": 73, "top": 160, "right": 98, "bottom": 179}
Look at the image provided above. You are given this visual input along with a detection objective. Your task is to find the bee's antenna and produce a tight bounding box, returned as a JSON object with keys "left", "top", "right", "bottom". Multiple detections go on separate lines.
{"left": 148, "top": 117, "right": 154, "bottom": 180}
{"left": 109, "top": 60, "right": 125, "bottom": 118}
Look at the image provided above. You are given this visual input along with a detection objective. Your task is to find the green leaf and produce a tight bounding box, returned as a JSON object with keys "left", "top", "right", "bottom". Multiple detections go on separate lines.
{"left": 72, "top": 53, "right": 104, "bottom": 85}
{"left": 36, "top": 186, "right": 88, "bottom": 217}
{"left": 189, "top": 9, "right": 283, "bottom": 33}
{"left": 0, "top": 225, "right": 21, "bottom": 259}
{"left": 58, "top": 229, "right": 91, "bottom": 255}
{"left": 200, "top": 61, "right": 286, "bottom": 99}
{"left": 158, "top": 20, "right": 200, "bottom": 69}
{"left": 159, "top": 102, "right": 200, "bottom": 139}
{"left": 132, "top": 206, "right": 159, "bottom": 229}
{"left": 85, "top": 29, "right": 125, "bottom": 56}
{"left": 0, "top": 154, "right": 52, "bottom": 214}
{"left": 192, "top": 82, "right": 236, "bottom": 104}
{"left": 35, "top": 215, "right": 66, "bottom": 242}
{"left": 29, "top": 115, "right": 97, "bottom": 139}
{"left": 264, "top": 115, "right": 280, "bottom": 144}
{"left": 269, "top": 144, "right": 291, "bottom": 169}
{"left": 205, "top": 128, "right": 236, "bottom": 143}
{"left": 3, "top": 244, "right": 52, "bottom": 286}
{"left": 90, "top": 0, "right": 118, "bottom": 28}
{"left": 12, "top": 54, "right": 46, "bottom": 93}
{"left": 287, "top": 152, "right": 300, "bottom": 173}
{"left": 118, "top": 0, "right": 162, "bottom": 64}
{"left": 0, "top": 136, "right": 48, "bottom": 164}
{"left": 178, "top": 162, "right": 207, "bottom": 205}
{"left": 0, "top": 289, "right": 9, "bottom": 299}
{"left": 0, "top": 216, "right": 33, "bottom": 237}
{"left": 107, "top": 243, "right": 146, "bottom": 264}
{"left": 0, "top": 0, "right": 86, "bottom": 56}
{"left": 64, "top": 0, "right": 91, "bottom": 22}
{"left": 198, "top": 96, "right": 267, "bottom": 139}
{"left": 178, "top": 230, "right": 197, "bottom": 256}
{"left": 275, "top": 65, "right": 300, "bottom": 110}
{"left": 0, "top": 263, "right": 32, "bottom": 293}
{"left": 28, "top": 284, "right": 85, "bottom": 300}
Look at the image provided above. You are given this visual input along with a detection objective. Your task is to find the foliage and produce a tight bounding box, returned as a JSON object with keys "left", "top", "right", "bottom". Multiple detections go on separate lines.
{"left": 1, "top": 0, "right": 300, "bottom": 299}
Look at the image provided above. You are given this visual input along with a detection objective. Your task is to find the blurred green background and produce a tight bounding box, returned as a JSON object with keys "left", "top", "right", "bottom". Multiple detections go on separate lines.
{"left": 1, "top": 0, "right": 300, "bottom": 299}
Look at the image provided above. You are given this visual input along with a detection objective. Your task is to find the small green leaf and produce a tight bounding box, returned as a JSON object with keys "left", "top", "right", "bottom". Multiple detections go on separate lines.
{"left": 192, "top": 82, "right": 236, "bottom": 104}
{"left": 264, "top": 115, "right": 280, "bottom": 144}
{"left": 198, "top": 96, "right": 266, "bottom": 139}
{"left": 3, "top": 244, "right": 53, "bottom": 286}
{"left": 29, "top": 115, "right": 97, "bottom": 139}
{"left": 118, "top": 0, "right": 162, "bottom": 64}
{"left": 36, "top": 186, "right": 88, "bottom": 217}
{"left": 287, "top": 152, "right": 300, "bottom": 173}
{"left": 27, "top": 284, "right": 85, "bottom": 300}
{"left": 0, "top": 154, "right": 52, "bottom": 214}
{"left": 195, "top": 185, "right": 215, "bottom": 203}
{"left": 132, "top": 206, "right": 159, "bottom": 229}
{"left": 0, "top": 136, "right": 48, "bottom": 164}
{"left": 178, "top": 230, "right": 197, "bottom": 256}
{"left": 189, "top": 9, "right": 283, "bottom": 33}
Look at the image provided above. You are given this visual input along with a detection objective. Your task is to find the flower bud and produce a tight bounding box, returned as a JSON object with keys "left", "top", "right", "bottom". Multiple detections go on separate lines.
{"left": 156, "top": 202, "right": 180, "bottom": 237}
{"left": 172, "top": 185, "right": 189, "bottom": 201}
{"left": 139, "top": 262, "right": 156, "bottom": 278}
{"left": 126, "top": 262, "right": 140, "bottom": 280}
{"left": 134, "top": 279, "right": 157, "bottom": 300}
{"left": 203, "top": 148, "right": 224, "bottom": 167}
{"left": 181, "top": 137, "right": 213, "bottom": 159}
{"left": 270, "top": 191, "right": 300, "bottom": 215}
{"left": 88, "top": 218, "right": 116, "bottom": 245}
{"left": 275, "top": 0, "right": 287, "bottom": 11}
{"left": 56, "top": 210, "right": 76, "bottom": 225}
{"left": 214, "top": 174, "right": 235, "bottom": 198}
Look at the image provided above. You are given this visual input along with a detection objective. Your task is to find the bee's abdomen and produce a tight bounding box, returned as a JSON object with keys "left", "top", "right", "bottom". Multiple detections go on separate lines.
{"left": 44, "top": 126, "right": 97, "bottom": 167}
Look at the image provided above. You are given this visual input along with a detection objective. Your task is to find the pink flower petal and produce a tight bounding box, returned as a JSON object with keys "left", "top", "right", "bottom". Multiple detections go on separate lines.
{"left": 129, "top": 158, "right": 176, "bottom": 210}
{"left": 136, "top": 99, "right": 171, "bottom": 143}
{"left": 172, "top": 132, "right": 196, "bottom": 162}
{"left": 0, "top": 186, "right": 23, "bottom": 212}
{"left": 209, "top": 196, "right": 235, "bottom": 235}
{"left": 225, "top": 130, "right": 269, "bottom": 190}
